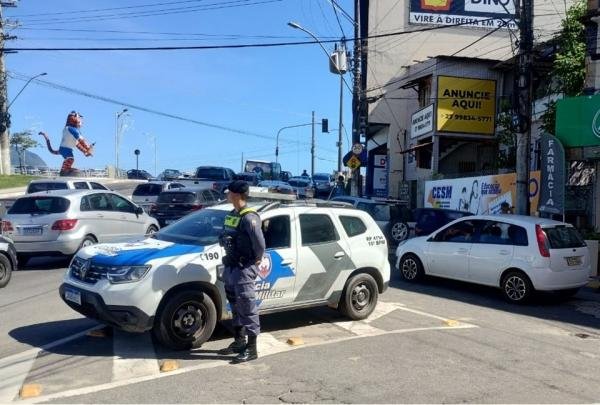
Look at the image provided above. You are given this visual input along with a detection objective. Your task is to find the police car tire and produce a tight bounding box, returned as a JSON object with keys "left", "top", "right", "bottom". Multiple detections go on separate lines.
{"left": 339, "top": 273, "right": 379, "bottom": 320}
{"left": 0, "top": 254, "right": 12, "bottom": 288}
{"left": 154, "top": 290, "right": 217, "bottom": 350}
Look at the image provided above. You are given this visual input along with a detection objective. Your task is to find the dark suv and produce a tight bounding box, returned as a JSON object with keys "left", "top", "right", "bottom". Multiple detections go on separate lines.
{"left": 413, "top": 208, "right": 473, "bottom": 237}
{"left": 127, "top": 169, "right": 153, "bottom": 180}
{"left": 150, "top": 188, "right": 221, "bottom": 227}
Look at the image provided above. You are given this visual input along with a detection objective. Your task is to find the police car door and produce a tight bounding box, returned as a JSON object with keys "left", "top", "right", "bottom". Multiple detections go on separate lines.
{"left": 256, "top": 212, "right": 297, "bottom": 307}
{"left": 292, "top": 210, "right": 353, "bottom": 305}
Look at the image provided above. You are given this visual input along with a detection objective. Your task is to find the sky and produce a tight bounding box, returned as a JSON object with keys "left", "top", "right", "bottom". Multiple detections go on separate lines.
{"left": 5, "top": 0, "right": 355, "bottom": 176}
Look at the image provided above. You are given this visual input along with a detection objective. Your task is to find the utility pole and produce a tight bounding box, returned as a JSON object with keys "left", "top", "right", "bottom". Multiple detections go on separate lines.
{"left": 351, "top": 0, "right": 362, "bottom": 196}
{"left": 515, "top": 0, "right": 534, "bottom": 215}
{"left": 311, "top": 110, "right": 315, "bottom": 178}
{"left": 0, "top": 1, "right": 17, "bottom": 175}
{"left": 337, "top": 45, "right": 345, "bottom": 175}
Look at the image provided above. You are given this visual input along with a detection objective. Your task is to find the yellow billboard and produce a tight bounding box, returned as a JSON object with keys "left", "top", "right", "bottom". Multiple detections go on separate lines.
{"left": 436, "top": 76, "right": 496, "bottom": 135}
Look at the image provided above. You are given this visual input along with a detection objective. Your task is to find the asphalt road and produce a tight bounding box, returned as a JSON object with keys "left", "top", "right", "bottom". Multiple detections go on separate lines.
{"left": 1, "top": 261, "right": 599, "bottom": 404}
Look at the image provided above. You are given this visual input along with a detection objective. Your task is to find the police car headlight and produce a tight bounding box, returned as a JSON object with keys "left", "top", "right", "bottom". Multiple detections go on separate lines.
{"left": 107, "top": 265, "right": 151, "bottom": 284}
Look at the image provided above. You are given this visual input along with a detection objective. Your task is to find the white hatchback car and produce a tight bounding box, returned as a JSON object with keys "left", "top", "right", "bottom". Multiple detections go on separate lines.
{"left": 395, "top": 215, "right": 591, "bottom": 303}
{"left": 59, "top": 199, "right": 390, "bottom": 350}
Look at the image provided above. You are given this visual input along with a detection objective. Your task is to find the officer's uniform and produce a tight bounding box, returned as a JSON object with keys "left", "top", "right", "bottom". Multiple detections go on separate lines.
{"left": 219, "top": 180, "right": 265, "bottom": 363}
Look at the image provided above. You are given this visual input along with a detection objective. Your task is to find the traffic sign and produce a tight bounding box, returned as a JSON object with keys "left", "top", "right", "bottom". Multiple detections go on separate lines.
{"left": 346, "top": 155, "right": 361, "bottom": 170}
{"left": 352, "top": 143, "right": 364, "bottom": 155}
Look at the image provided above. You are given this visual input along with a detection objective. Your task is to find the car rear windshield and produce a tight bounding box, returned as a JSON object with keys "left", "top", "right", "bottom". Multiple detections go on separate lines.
{"left": 27, "top": 182, "right": 69, "bottom": 193}
{"left": 544, "top": 226, "right": 586, "bottom": 249}
{"left": 158, "top": 192, "right": 196, "bottom": 203}
{"left": 8, "top": 196, "right": 70, "bottom": 214}
{"left": 133, "top": 184, "right": 163, "bottom": 196}
{"left": 313, "top": 175, "right": 330, "bottom": 181}
{"left": 155, "top": 209, "right": 228, "bottom": 245}
{"left": 195, "top": 168, "right": 225, "bottom": 179}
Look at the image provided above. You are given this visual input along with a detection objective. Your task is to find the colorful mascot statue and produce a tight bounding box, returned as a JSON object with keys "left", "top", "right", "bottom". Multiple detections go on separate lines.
{"left": 39, "top": 111, "right": 93, "bottom": 176}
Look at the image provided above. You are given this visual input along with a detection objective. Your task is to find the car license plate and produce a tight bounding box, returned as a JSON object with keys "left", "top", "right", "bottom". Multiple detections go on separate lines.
{"left": 22, "top": 227, "right": 42, "bottom": 235}
{"left": 566, "top": 256, "right": 582, "bottom": 266}
{"left": 64, "top": 288, "right": 82, "bottom": 305}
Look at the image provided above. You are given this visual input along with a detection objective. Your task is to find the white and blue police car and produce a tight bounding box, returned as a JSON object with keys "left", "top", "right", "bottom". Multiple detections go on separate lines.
{"left": 60, "top": 194, "right": 391, "bottom": 350}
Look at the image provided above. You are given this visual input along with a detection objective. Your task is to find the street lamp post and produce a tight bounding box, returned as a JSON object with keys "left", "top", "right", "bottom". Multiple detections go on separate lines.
{"left": 7, "top": 72, "right": 47, "bottom": 110}
{"left": 115, "top": 108, "right": 128, "bottom": 178}
{"left": 288, "top": 21, "right": 345, "bottom": 174}
{"left": 276, "top": 113, "right": 322, "bottom": 178}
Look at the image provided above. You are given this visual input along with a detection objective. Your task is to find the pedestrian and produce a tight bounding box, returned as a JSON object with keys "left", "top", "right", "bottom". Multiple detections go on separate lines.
{"left": 218, "top": 180, "right": 265, "bottom": 363}
{"left": 301, "top": 169, "right": 309, "bottom": 178}
{"left": 500, "top": 202, "right": 512, "bottom": 214}
{"left": 331, "top": 175, "right": 346, "bottom": 198}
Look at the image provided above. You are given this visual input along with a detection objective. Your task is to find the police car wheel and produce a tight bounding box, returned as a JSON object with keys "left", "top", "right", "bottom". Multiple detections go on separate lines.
{"left": 339, "top": 273, "right": 378, "bottom": 320}
{"left": 0, "top": 254, "right": 12, "bottom": 288}
{"left": 154, "top": 290, "right": 217, "bottom": 350}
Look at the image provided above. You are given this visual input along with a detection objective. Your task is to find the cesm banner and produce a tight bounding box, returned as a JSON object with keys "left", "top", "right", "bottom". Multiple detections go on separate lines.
{"left": 409, "top": 0, "right": 517, "bottom": 30}
{"left": 436, "top": 76, "right": 496, "bottom": 135}
{"left": 424, "top": 171, "right": 541, "bottom": 215}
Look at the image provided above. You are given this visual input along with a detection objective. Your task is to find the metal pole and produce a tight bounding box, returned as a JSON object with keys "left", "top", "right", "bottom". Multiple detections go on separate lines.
{"left": 338, "top": 69, "right": 344, "bottom": 173}
{"left": 515, "top": 0, "right": 533, "bottom": 215}
{"left": 136, "top": 154, "right": 139, "bottom": 171}
{"left": 114, "top": 112, "right": 118, "bottom": 178}
{"left": 311, "top": 110, "right": 315, "bottom": 177}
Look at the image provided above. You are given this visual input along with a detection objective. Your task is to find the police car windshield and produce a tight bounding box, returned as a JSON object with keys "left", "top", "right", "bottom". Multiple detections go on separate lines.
{"left": 154, "top": 209, "right": 228, "bottom": 246}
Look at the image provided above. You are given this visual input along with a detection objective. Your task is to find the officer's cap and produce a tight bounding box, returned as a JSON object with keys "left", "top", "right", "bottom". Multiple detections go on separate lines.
{"left": 227, "top": 180, "right": 249, "bottom": 194}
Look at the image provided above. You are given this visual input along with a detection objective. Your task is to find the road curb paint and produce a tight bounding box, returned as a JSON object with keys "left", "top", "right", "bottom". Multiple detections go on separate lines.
{"left": 19, "top": 384, "right": 42, "bottom": 399}
{"left": 286, "top": 337, "right": 304, "bottom": 346}
{"left": 160, "top": 360, "right": 179, "bottom": 373}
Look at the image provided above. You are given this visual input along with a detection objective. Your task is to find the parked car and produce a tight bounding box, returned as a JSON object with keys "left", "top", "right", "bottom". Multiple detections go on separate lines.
{"left": 2, "top": 190, "right": 159, "bottom": 265}
{"left": 281, "top": 171, "right": 292, "bottom": 182}
{"left": 132, "top": 181, "right": 185, "bottom": 212}
{"left": 0, "top": 236, "right": 17, "bottom": 286}
{"left": 178, "top": 166, "right": 237, "bottom": 196}
{"left": 150, "top": 187, "right": 221, "bottom": 227}
{"left": 59, "top": 197, "right": 390, "bottom": 350}
{"left": 257, "top": 180, "right": 295, "bottom": 195}
{"left": 26, "top": 179, "right": 109, "bottom": 194}
{"left": 235, "top": 172, "right": 261, "bottom": 186}
{"left": 157, "top": 169, "right": 183, "bottom": 181}
{"left": 127, "top": 169, "right": 154, "bottom": 180}
{"left": 331, "top": 196, "right": 412, "bottom": 245}
{"left": 287, "top": 177, "right": 315, "bottom": 199}
{"left": 396, "top": 215, "right": 591, "bottom": 303}
{"left": 413, "top": 208, "right": 473, "bottom": 237}
{"left": 312, "top": 173, "right": 334, "bottom": 197}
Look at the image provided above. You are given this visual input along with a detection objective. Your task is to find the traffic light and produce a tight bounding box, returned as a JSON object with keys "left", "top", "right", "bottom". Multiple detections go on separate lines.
{"left": 321, "top": 118, "right": 329, "bottom": 133}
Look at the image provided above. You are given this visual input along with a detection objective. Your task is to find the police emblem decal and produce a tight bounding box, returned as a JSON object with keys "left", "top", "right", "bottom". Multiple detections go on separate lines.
{"left": 80, "top": 260, "right": 91, "bottom": 279}
{"left": 258, "top": 254, "right": 272, "bottom": 279}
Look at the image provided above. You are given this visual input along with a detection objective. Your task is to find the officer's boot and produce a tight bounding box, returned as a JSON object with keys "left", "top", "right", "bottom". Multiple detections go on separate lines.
{"left": 232, "top": 334, "right": 258, "bottom": 363}
{"left": 218, "top": 326, "right": 246, "bottom": 355}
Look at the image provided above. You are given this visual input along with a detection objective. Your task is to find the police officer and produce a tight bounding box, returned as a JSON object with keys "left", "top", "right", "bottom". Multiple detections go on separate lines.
{"left": 219, "top": 180, "right": 265, "bottom": 363}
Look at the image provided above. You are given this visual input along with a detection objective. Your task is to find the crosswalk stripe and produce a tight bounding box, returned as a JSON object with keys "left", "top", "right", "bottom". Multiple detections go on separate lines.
{"left": 0, "top": 325, "right": 100, "bottom": 403}
{"left": 112, "top": 330, "right": 160, "bottom": 381}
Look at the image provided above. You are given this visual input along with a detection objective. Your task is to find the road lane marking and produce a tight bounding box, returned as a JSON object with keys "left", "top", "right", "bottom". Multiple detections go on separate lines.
{"left": 112, "top": 330, "right": 160, "bottom": 381}
{"left": 364, "top": 301, "right": 404, "bottom": 324}
{"left": 22, "top": 323, "right": 478, "bottom": 404}
{"left": 0, "top": 325, "right": 100, "bottom": 403}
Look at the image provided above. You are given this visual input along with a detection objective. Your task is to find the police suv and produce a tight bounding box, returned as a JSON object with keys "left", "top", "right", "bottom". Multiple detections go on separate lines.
{"left": 59, "top": 192, "right": 390, "bottom": 350}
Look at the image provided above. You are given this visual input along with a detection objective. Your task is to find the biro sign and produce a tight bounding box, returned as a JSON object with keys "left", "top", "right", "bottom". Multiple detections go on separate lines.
{"left": 409, "top": 0, "right": 517, "bottom": 30}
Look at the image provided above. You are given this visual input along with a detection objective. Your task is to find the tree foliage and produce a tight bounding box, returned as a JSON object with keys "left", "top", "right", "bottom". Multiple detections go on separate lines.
{"left": 10, "top": 130, "right": 39, "bottom": 174}
{"left": 540, "top": 0, "right": 587, "bottom": 134}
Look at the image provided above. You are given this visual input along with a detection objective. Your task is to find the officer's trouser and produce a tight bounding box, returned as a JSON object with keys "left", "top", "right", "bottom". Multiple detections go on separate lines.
{"left": 223, "top": 265, "right": 260, "bottom": 336}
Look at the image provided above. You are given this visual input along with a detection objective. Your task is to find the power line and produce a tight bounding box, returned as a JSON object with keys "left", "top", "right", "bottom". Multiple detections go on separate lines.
{"left": 17, "top": 0, "right": 283, "bottom": 26}
{"left": 329, "top": 0, "right": 347, "bottom": 38}
{"left": 2, "top": 17, "right": 506, "bottom": 52}
{"left": 7, "top": 71, "right": 300, "bottom": 144}
{"left": 10, "top": 0, "right": 208, "bottom": 18}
